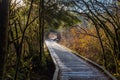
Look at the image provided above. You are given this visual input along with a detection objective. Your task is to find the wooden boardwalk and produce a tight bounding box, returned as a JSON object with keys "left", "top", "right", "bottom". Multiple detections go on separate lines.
{"left": 45, "top": 40, "right": 117, "bottom": 80}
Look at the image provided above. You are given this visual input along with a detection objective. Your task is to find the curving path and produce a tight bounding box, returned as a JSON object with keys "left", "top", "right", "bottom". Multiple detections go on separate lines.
{"left": 45, "top": 40, "right": 116, "bottom": 80}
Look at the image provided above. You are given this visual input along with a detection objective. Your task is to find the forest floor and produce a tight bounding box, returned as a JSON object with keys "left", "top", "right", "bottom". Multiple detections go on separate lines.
{"left": 31, "top": 48, "right": 55, "bottom": 80}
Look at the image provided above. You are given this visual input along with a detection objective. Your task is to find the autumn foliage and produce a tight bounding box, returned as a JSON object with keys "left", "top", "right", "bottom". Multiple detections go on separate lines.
{"left": 61, "top": 26, "right": 101, "bottom": 62}
{"left": 60, "top": 24, "right": 120, "bottom": 78}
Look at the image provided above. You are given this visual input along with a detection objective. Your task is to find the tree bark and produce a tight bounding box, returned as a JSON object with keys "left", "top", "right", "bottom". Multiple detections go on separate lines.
{"left": 39, "top": 0, "right": 44, "bottom": 64}
{"left": 0, "top": 0, "right": 9, "bottom": 79}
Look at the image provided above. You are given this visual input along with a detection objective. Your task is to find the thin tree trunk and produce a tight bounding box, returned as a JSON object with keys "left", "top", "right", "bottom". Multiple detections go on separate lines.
{"left": 0, "top": 0, "right": 9, "bottom": 79}
{"left": 85, "top": 13, "right": 107, "bottom": 68}
{"left": 39, "top": 0, "right": 44, "bottom": 64}
{"left": 95, "top": 25, "right": 107, "bottom": 68}
{"left": 13, "top": 0, "right": 34, "bottom": 79}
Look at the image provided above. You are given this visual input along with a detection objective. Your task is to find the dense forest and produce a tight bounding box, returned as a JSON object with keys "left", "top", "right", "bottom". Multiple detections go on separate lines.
{"left": 0, "top": 0, "right": 120, "bottom": 80}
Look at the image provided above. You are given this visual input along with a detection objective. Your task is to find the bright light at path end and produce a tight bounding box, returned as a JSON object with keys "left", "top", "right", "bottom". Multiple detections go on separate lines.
{"left": 12, "top": 0, "right": 23, "bottom": 4}
{"left": 17, "top": 0, "right": 23, "bottom": 4}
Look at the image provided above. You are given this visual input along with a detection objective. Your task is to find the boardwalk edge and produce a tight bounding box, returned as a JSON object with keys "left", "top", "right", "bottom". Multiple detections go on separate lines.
{"left": 59, "top": 43, "right": 117, "bottom": 80}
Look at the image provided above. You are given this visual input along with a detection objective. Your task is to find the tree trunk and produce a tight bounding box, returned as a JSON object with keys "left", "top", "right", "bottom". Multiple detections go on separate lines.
{"left": 0, "top": 0, "right": 9, "bottom": 79}
{"left": 39, "top": 0, "right": 44, "bottom": 64}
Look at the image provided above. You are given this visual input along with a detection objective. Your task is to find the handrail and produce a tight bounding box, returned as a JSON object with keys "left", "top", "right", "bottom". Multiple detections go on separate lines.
{"left": 45, "top": 41, "right": 60, "bottom": 80}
